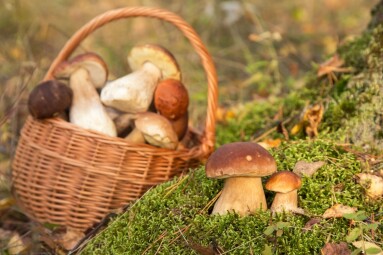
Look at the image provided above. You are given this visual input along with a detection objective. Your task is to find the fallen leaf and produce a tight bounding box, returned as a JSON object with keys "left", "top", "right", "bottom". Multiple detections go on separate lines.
{"left": 290, "top": 103, "right": 324, "bottom": 138}
{"left": 258, "top": 138, "right": 282, "bottom": 150}
{"left": 293, "top": 161, "right": 325, "bottom": 177}
{"left": 321, "top": 242, "right": 351, "bottom": 255}
{"left": 352, "top": 241, "right": 383, "bottom": 255}
{"left": 304, "top": 103, "right": 324, "bottom": 138}
{"left": 53, "top": 228, "right": 85, "bottom": 251}
{"left": 302, "top": 218, "right": 322, "bottom": 232}
{"left": 322, "top": 204, "right": 357, "bottom": 219}
{"left": 7, "top": 233, "right": 30, "bottom": 255}
{"left": 355, "top": 173, "right": 383, "bottom": 199}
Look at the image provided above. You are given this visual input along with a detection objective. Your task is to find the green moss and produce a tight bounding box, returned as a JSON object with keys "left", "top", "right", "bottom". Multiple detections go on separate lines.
{"left": 81, "top": 139, "right": 382, "bottom": 255}
{"left": 80, "top": 11, "right": 383, "bottom": 255}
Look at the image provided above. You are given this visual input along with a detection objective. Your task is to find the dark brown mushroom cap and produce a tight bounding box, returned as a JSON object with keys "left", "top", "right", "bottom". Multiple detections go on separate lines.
{"left": 28, "top": 80, "right": 73, "bottom": 119}
{"left": 205, "top": 142, "right": 277, "bottom": 179}
{"left": 265, "top": 171, "right": 302, "bottom": 193}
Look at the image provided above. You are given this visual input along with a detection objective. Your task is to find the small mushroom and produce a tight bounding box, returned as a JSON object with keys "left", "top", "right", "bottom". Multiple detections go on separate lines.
{"left": 154, "top": 78, "right": 189, "bottom": 120}
{"left": 53, "top": 53, "right": 117, "bottom": 136}
{"left": 205, "top": 142, "right": 277, "bottom": 216}
{"left": 125, "top": 112, "right": 178, "bottom": 150}
{"left": 28, "top": 80, "right": 73, "bottom": 119}
{"left": 265, "top": 171, "right": 304, "bottom": 214}
{"left": 101, "top": 44, "right": 181, "bottom": 113}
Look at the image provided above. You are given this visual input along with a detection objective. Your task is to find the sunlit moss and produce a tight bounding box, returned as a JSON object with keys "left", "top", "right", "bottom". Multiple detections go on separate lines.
{"left": 81, "top": 139, "right": 382, "bottom": 255}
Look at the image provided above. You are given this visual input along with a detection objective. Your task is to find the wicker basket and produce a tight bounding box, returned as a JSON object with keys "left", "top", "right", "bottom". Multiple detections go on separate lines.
{"left": 11, "top": 7, "right": 218, "bottom": 231}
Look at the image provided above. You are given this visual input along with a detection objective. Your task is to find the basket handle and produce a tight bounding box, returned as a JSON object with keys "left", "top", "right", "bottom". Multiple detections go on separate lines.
{"left": 43, "top": 6, "right": 218, "bottom": 156}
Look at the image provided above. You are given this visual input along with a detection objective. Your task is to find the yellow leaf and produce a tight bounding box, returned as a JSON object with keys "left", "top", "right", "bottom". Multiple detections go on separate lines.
{"left": 322, "top": 204, "right": 357, "bottom": 219}
{"left": 290, "top": 122, "right": 303, "bottom": 135}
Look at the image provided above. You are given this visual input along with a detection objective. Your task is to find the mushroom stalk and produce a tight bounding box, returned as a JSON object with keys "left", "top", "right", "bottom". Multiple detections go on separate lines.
{"left": 101, "top": 62, "right": 161, "bottom": 112}
{"left": 212, "top": 177, "right": 267, "bottom": 216}
{"left": 70, "top": 68, "right": 117, "bottom": 136}
{"left": 270, "top": 190, "right": 298, "bottom": 213}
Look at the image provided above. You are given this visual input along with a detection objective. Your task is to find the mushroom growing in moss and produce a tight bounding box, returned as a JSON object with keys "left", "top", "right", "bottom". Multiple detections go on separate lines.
{"left": 265, "top": 171, "right": 304, "bottom": 214}
{"left": 205, "top": 142, "right": 277, "bottom": 216}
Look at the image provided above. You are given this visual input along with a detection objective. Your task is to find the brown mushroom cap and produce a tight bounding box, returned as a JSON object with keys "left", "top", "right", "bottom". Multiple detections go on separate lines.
{"left": 205, "top": 142, "right": 277, "bottom": 179}
{"left": 127, "top": 44, "right": 181, "bottom": 81}
{"left": 28, "top": 80, "right": 73, "bottom": 119}
{"left": 265, "top": 171, "right": 302, "bottom": 193}
{"left": 154, "top": 79, "right": 189, "bottom": 120}
{"left": 53, "top": 52, "right": 108, "bottom": 88}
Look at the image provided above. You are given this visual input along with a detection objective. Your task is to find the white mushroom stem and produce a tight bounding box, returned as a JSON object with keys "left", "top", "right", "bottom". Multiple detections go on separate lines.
{"left": 69, "top": 68, "right": 117, "bottom": 136}
{"left": 212, "top": 177, "right": 267, "bottom": 216}
{"left": 270, "top": 190, "right": 304, "bottom": 214}
{"left": 101, "top": 62, "right": 161, "bottom": 112}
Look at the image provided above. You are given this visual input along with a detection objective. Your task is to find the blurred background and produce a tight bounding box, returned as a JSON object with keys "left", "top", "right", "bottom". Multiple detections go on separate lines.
{"left": 0, "top": 0, "right": 379, "bottom": 196}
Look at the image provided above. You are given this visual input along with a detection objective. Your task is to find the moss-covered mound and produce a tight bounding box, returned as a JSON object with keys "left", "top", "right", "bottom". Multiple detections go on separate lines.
{"left": 81, "top": 138, "right": 382, "bottom": 254}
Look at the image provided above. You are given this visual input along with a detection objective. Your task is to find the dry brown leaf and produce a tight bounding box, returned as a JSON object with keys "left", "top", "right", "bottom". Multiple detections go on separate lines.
{"left": 322, "top": 204, "right": 357, "bottom": 219}
{"left": 352, "top": 241, "right": 383, "bottom": 255}
{"left": 7, "top": 233, "right": 30, "bottom": 255}
{"left": 293, "top": 161, "right": 325, "bottom": 177}
{"left": 304, "top": 103, "right": 324, "bottom": 138}
{"left": 290, "top": 103, "right": 324, "bottom": 138}
{"left": 321, "top": 242, "right": 351, "bottom": 255}
{"left": 317, "top": 54, "right": 353, "bottom": 85}
{"left": 355, "top": 173, "right": 383, "bottom": 199}
{"left": 302, "top": 218, "right": 322, "bottom": 232}
{"left": 53, "top": 228, "right": 85, "bottom": 251}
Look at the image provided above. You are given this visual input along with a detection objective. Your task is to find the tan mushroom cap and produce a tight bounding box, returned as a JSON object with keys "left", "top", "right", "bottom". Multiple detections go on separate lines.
{"left": 205, "top": 142, "right": 277, "bottom": 179}
{"left": 265, "top": 171, "right": 302, "bottom": 193}
{"left": 128, "top": 44, "right": 181, "bottom": 81}
{"left": 134, "top": 112, "right": 178, "bottom": 150}
{"left": 53, "top": 52, "right": 108, "bottom": 88}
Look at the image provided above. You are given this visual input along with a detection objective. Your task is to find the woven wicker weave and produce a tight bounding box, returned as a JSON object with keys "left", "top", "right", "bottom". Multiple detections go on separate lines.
{"left": 12, "top": 7, "right": 218, "bottom": 231}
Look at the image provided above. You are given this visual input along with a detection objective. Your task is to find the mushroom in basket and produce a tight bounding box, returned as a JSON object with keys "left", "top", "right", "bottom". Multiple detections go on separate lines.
{"left": 100, "top": 44, "right": 181, "bottom": 113}
{"left": 125, "top": 112, "right": 178, "bottom": 150}
{"left": 28, "top": 79, "right": 73, "bottom": 119}
{"left": 53, "top": 52, "right": 117, "bottom": 136}
{"left": 154, "top": 78, "right": 189, "bottom": 141}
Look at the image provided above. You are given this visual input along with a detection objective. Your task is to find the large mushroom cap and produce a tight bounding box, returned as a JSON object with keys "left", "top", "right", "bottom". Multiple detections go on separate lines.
{"left": 53, "top": 52, "right": 108, "bottom": 88}
{"left": 127, "top": 44, "right": 181, "bottom": 80}
{"left": 205, "top": 142, "right": 277, "bottom": 179}
{"left": 265, "top": 171, "right": 302, "bottom": 193}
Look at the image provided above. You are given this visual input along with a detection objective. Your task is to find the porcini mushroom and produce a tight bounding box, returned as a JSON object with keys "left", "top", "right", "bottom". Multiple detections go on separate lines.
{"left": 53, "top": 53, "right": 117, "bottom": 136}
{"left": 28, "top": 80, "right": 73, "bottom": 119}
{"left": 154, "top": 78, "right": 189, "bottom": 120}
{"left": 265, "top": 171, "right": 304, "bottom": 214}
{"left": 125, "top": 112, "right": 178, "bottom": 149}
{"left": 169, "top": 111, "right": 189, "bottom": 141}
{"left": 205, "top": 142, "right": 277, "bottom": 216}
{"left": 101, "top": 44, "right": 181, "bottom": 113}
